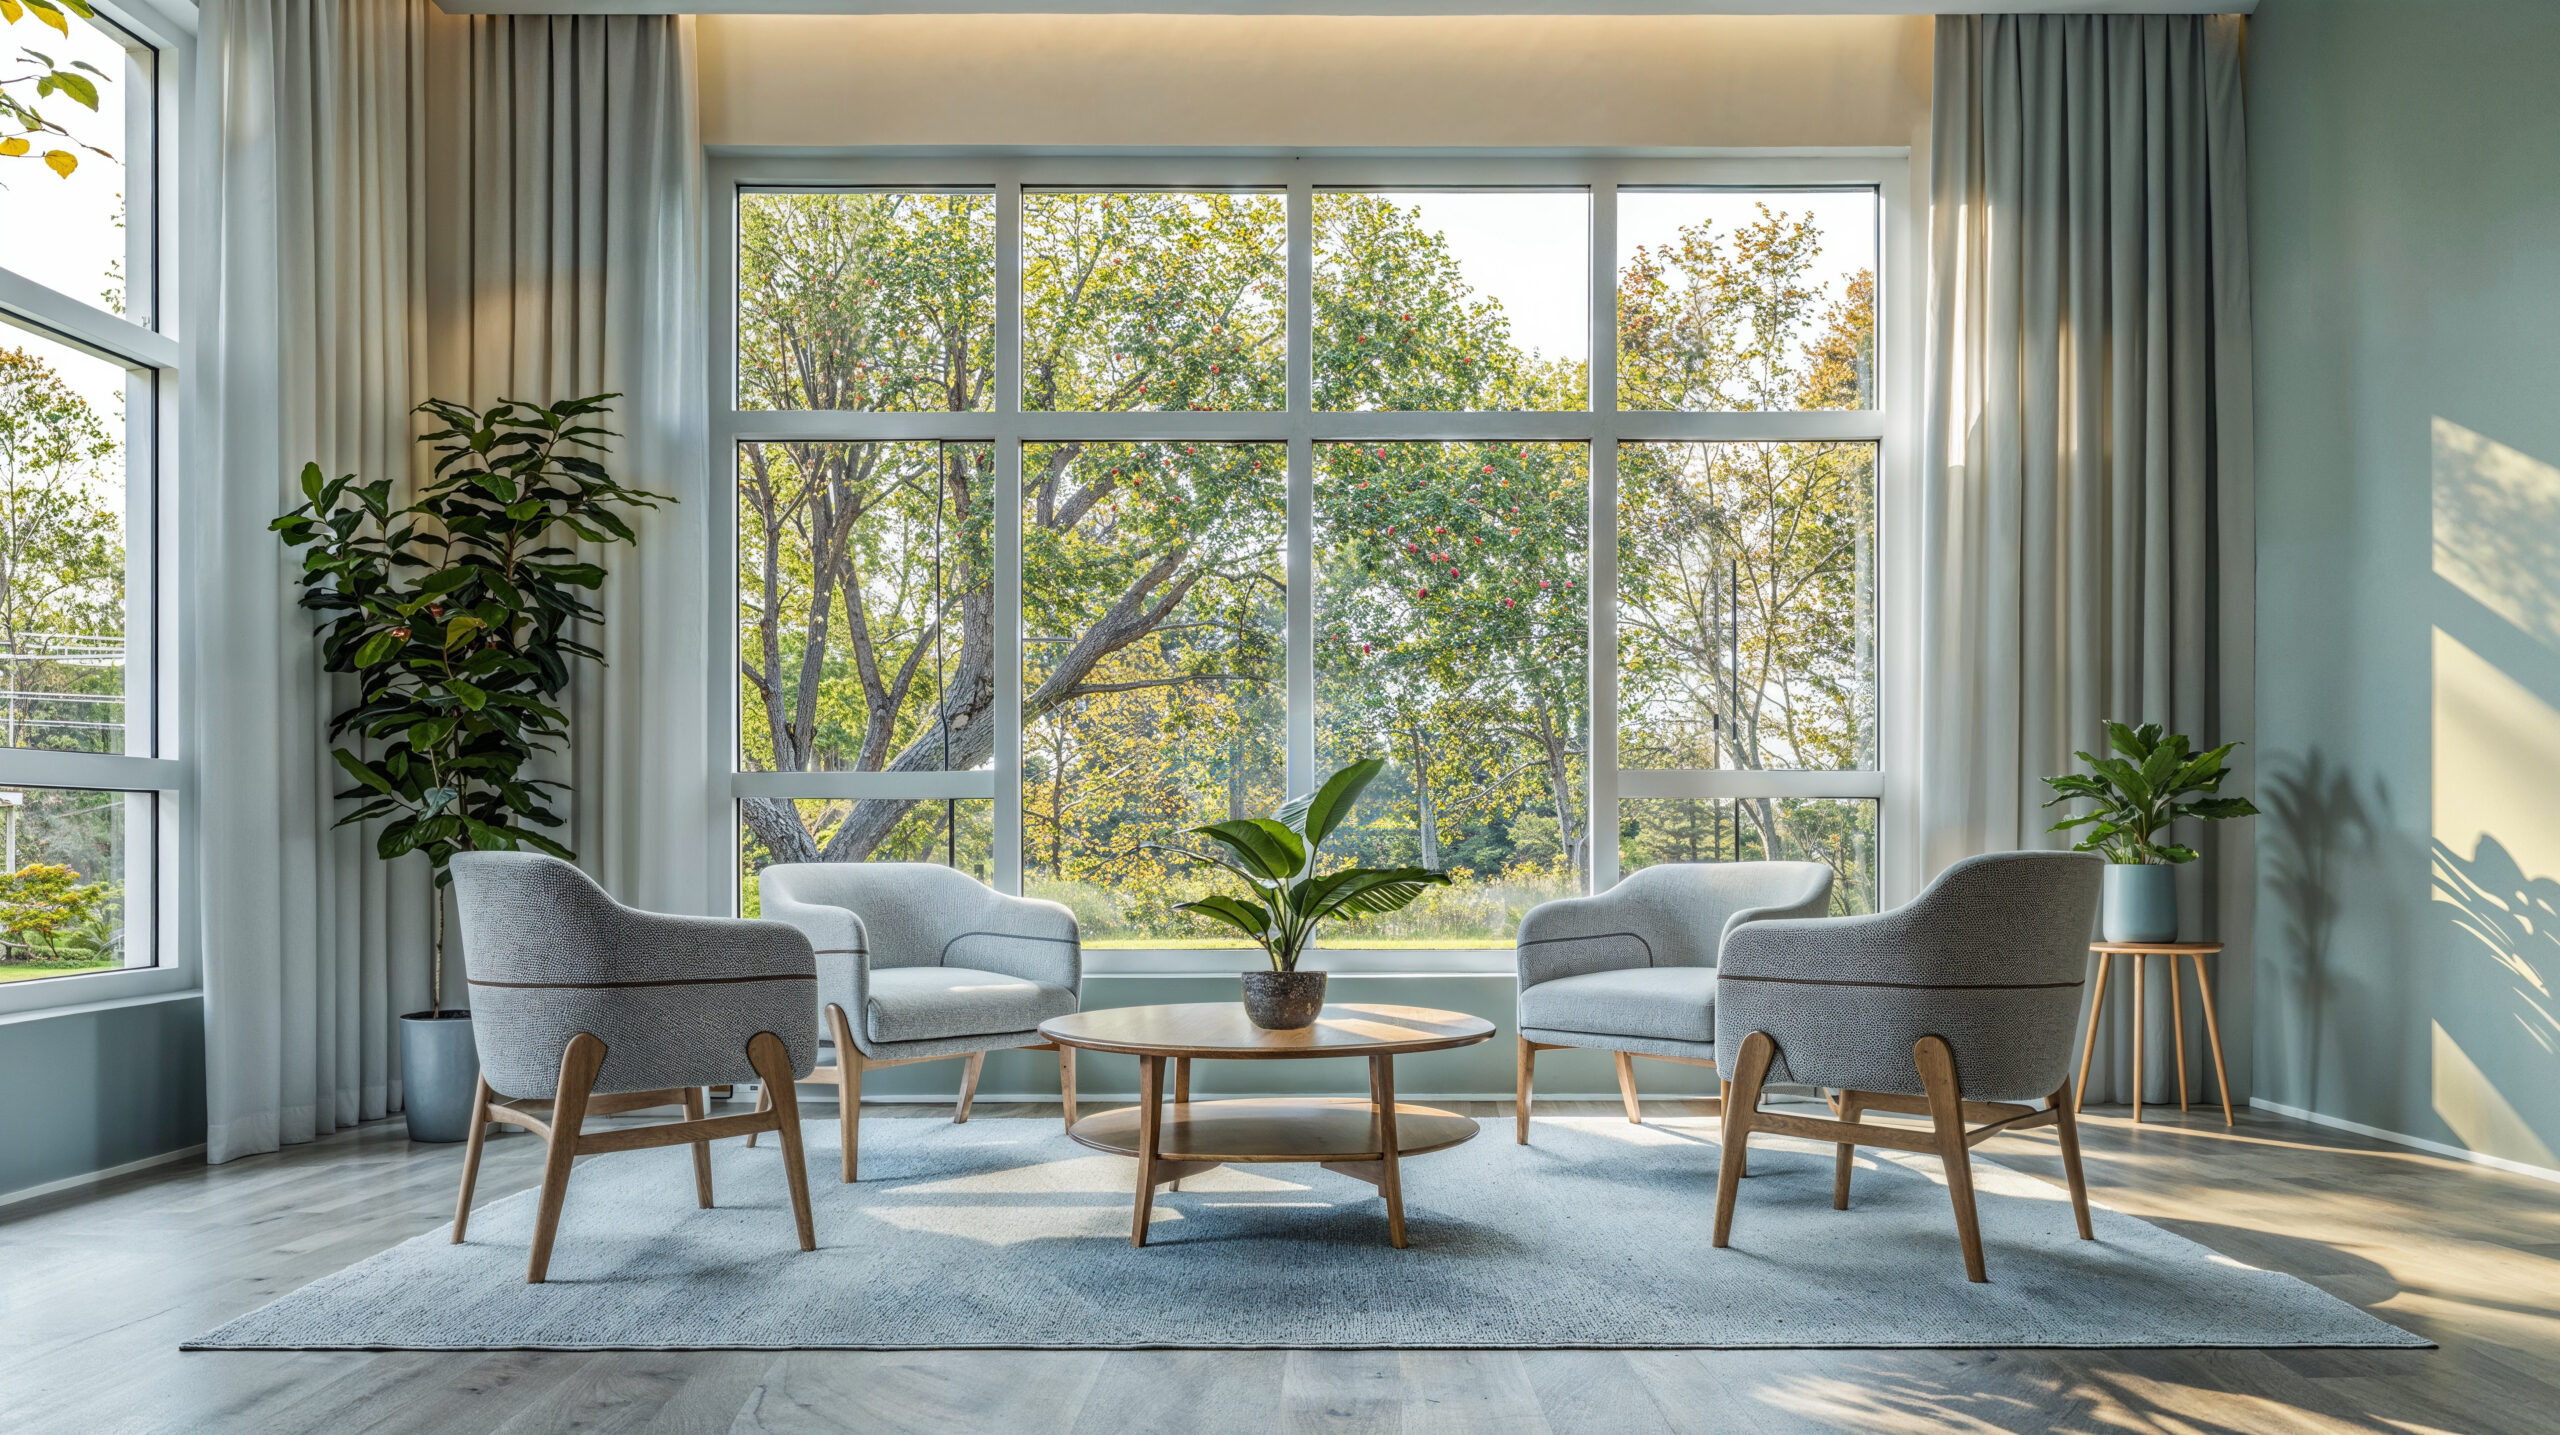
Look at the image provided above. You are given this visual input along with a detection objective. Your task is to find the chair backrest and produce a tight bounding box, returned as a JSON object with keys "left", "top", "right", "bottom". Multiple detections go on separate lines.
{"left": 450, "top": 851, "right": 635, "bottom": 986}
{"left": 1617, "top": 860, "right": 1837, "bottom": 967}
{"left": 759, "top": 862, "right": 993, "bottom": 970}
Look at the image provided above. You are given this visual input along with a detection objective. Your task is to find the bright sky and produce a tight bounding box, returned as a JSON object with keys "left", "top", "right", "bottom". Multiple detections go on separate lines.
{"left": 1389, "top": 188, "right": 1879, "bottom": 367}
{"left": 1, "top": 10, "right": 135, "bottom": 427}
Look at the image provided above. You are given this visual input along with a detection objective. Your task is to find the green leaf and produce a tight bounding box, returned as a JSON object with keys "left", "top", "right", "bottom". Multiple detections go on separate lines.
{"left": 1274, "top": 756, "right": 1385, "bottom": 854}
{"left": 446, "top": 680, "right": 487, "bottom": 710}
{"left": 331, "top": 748, "right": 402, "bottom": 800}
{"left": 2104, "top": 721, "right": 2148, "bottom": 761}
{"left": 1174, "top": 894, "right": 1273, "bottom": 943}
{"left": 353, "top": 630, "right": 401, "bottom": 667}
{"left": 1190, "top": 818, "right": 1305, "bottom": 882}
{"left": 1303, "top": 866, "right": 1451, "bottom": 924}
{"left": 2179, "top": 796, "right": 2260, "bottom": 821}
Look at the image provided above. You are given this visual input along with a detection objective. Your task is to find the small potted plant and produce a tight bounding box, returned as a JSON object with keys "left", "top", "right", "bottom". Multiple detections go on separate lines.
{"left": 1161, "top": 758, "right": 1449, "bottom": 1029}
{"left": 2043, "top": 722, "right": 2259, "bottom": 942}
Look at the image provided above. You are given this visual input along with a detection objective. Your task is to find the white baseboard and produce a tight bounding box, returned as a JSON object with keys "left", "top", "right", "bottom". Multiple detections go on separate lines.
{"left": 0, "top": 1143, "right": 205, "bottom": 1212}
{"left": 2249, "top": 1097, "right": 2560, "bottom": 1186}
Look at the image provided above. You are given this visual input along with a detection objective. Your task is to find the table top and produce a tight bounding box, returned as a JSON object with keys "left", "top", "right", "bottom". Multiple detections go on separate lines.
{"left": 2088, "top": 941, "right": 2226, "bottom": 954}
{"left": 1039, "top": 1002, "right": 1496, "bottom": 1059}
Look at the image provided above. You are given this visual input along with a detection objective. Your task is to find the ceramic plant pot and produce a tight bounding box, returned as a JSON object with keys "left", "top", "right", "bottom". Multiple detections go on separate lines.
{"left": 1239, "top": 969, "right": 1328, "bottom": 1030}
{"left": 399, "top": 1009, "right": 481, "bottom": 1143}
{"left": 2101, "top": 863, "right": 2180, "bottom": 943}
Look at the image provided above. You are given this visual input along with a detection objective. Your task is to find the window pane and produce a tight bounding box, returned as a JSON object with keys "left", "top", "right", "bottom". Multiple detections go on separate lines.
{"left": 1022, "top": 441, "right": 1285, "bottom": 947}
{"left": 737, "top": 440, "right": 993, "bottom": 858}
{"left": 0, "top": 786, "right": 143, "bottom": 982}
{"left": 736, "top": 191, "right": 994, "bottom": 412}
{"left": 1316, "top": 191, "right": 1588, "bottom": 413}
{"left": 739, "top": 799, "right": 992, "bottom": 915}
{"left": 0, "top": 13, "right": 140, "bottom": 321}
{"left": 1021, "top": 191, "right": 1286, "bottom": 413}
{"left": 1619, "top": 189, "right": 1877, "bottom": 412}
{"left": 1315, "top": 441, "right": 1588, "bottom": 945}
{"left": 1619, "top": 797, "right": 1876, "bottom": 915}
{"left": 1618, "top": 442, "right": 1875, "bottom": 771}
{"left": 0, "top": 324, "right": 133, "bottom": 755}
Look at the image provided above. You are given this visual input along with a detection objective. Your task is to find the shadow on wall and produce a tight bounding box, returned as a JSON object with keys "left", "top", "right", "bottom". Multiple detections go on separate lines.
{"left": 2259, "top": 750, "right": 2380, "bottom": 1105}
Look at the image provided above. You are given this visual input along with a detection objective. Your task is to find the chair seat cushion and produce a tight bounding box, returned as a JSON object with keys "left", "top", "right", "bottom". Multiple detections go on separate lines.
{"left": 866, "top": 965, "right": 1078, "bottom": 1045}
{"left": 1517, "top": 967, "right": 1717, "bottom": 1046}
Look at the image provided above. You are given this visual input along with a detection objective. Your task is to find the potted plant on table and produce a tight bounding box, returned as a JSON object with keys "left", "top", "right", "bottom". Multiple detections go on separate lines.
{"left": 272, "top": 395, "right": 665, "bottom": 1140}
{"left": 2043, "top": 721, "right": 2259, "bottom": 942}
{"left": 1161, "top": 758, "right": 1450, "bottom": 1030}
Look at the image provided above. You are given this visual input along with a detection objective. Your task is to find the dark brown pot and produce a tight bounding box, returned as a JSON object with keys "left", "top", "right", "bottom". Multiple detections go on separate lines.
{"left": 1240, "top": 969, "right": 1328, "bottom": 1030}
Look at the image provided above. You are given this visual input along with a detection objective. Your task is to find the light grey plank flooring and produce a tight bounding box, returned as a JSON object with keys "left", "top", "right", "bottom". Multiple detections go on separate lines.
{"left": 3, "top": 1098, "right": 2554, "bottom": 1435}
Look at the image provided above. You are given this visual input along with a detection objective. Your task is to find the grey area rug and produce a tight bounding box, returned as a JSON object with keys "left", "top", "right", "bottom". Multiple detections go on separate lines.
{"left": 188, "top": 1116, "right": 2424, "bottom": 1351}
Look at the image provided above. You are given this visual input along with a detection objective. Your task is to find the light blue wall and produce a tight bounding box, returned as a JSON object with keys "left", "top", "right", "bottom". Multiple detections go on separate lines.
{"left": 0, "top": 995, "right": 206, "bottom": 1201}
{"left": 2249, "top": 0, "right": 2560, "bottom": 1169}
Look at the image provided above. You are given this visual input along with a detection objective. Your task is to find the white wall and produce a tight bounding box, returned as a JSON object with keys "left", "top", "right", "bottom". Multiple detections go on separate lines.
{"left": 696, "top": 13, "right": 1931, "bottom": 152}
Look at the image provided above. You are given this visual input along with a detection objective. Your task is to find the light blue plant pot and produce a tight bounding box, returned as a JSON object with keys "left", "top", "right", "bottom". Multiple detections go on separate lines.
{"left": 2101, "top": 864, "right": 2180, "bottom": 943}
{"left": 400, "top": 1010, "right": 481, "bottom": 1143}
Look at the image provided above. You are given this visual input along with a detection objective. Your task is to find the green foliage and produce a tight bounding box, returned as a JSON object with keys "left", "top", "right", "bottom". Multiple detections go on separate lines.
{"left": 0, "top": 345, "right": 124, "bottom": 750}
{"left": 273, "top": 396, "right": 666, "bottom": 1001}
{"left": 1, "top": 0, "right": 112, "bottom": 179}
{"left": 1161, "top": 759, "right": 1452, "bottom": 971}
{"left": 0, "top": 860, "right": 109, "bottom": 961}
{"left": 2043, "top": 721, "right": 2260, "bottom": 865}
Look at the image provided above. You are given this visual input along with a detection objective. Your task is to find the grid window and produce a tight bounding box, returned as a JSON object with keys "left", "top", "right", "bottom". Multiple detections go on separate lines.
{"left": 720, "top": 164, "right": 1896, "bottom": 939}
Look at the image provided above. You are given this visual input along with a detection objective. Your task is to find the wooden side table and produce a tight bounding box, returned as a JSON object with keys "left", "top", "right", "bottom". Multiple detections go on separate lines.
{"left": 2075, "top": 942, "right": 2234, "bottom": 1126}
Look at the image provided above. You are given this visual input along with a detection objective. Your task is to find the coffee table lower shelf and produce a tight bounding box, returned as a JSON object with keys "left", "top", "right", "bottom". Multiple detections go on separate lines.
{"left": 1069, "top": 1097, "right": 1479, "bottom": 1248}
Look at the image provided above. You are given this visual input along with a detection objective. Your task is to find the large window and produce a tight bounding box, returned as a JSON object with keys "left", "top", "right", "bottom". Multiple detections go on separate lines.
{"left": 0, "top": 2, "right": 177, "bottom": 1003}
{"left": 718, "top": 161, "right": 1899, "bottom": 952}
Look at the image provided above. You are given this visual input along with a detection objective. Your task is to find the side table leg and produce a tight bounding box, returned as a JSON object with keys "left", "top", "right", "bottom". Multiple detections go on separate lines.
{"left": 1373, "top": 1053, "right": 1407, "bottom": 1249}
{"left": 2172, "top": 958, "right": 2190, "bottom": 1112}
{"left": 2132, "top": 953, "right": 2147, "bottom": 1125}
{"left": 2193, "top": 952, "right": 2237, "bottom": 1126}
{"left": 1131, "top": 1054, "right": 1163, "bottom": 1247}
{"left": 1169, "top": 1057, "right": 1192, "bottom": 1191}
{"left": 2076, "top": 951, "right": 2112, "bottom": 1114}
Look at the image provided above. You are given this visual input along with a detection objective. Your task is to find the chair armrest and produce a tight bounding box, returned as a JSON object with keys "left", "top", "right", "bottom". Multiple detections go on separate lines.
{"left": 1515, "top": 890, "right": 1653, "bottom": 991}
{"left": 943, "top": 890, "right": 1082, "bottom": 993}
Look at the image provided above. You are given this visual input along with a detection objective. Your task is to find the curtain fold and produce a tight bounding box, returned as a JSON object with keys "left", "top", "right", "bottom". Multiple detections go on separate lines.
{"left": 1920, "top": 14, "right": 2254, "bottom": 1107}
{"left": 190, "top": 0, "right": 708, "bottom": 1164}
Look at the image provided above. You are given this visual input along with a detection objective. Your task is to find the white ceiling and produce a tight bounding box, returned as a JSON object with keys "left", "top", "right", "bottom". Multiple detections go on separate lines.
{"left": 434, "top": 3, "right": 2257, "bottom": 15}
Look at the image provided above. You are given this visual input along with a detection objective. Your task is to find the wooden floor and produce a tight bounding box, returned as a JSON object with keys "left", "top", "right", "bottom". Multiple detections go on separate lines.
{"left": 4, "top": 1096, "right": 2555, "bottom": 1435}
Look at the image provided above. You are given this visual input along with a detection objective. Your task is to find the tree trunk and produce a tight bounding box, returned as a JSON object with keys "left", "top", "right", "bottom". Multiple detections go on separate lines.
{"left": 1408, "top": 724, "right": 1440, "bottom": 870}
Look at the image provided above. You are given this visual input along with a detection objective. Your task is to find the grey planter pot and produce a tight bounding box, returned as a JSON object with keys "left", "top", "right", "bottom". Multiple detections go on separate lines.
{"left": 2101, "top": 864, "right": 2180, "bottom": 943}
{"left": 1240, "top": 970, "right": 1328, "bottom": 1030}
{"left": 400, "top": 1010, "right": 481, "bottom": 1143}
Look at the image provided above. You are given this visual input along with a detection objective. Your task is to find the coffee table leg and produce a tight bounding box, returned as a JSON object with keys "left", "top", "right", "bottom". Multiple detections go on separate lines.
{"left": 1132, "top": 1053, "right": 1163, "bottom": 1248}
{"left": 1372, "top": 1053, "right": 1407, "bottom": 1249}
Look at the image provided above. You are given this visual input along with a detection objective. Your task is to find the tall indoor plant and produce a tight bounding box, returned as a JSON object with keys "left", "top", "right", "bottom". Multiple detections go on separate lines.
{"left": 1163, "top": 758, "right": 1450, "bottom": 1029}
{"left": 272, "top": 395, "right": 665, "bottom": 1139}
{"left": 2043, "top": 721, "right": 2259, "bottom": 942}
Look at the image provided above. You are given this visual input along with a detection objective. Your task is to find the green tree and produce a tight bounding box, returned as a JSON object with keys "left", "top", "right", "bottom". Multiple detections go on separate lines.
{"left": 0, "top": 346, "right": 122, "bottom": 753}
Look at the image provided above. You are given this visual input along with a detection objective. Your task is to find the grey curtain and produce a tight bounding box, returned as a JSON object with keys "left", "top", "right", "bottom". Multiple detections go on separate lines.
{"left": 189, "top": 0, "right": 708, "bottom": 1163}
{"left": 1920, "top": 14, "right": 2254, "bottom": 1106}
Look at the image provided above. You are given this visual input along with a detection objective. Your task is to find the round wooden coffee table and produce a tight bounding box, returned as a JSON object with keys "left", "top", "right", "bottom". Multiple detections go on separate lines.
{"left": 1038, "top": 1002, "right": 1495, "bottom": 1248}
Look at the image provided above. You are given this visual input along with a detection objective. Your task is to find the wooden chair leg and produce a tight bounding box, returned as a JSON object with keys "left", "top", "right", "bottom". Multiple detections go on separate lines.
{"left": 450, "top": 1075, "right": 494, "bottom": 1243}
{"left": 1614, "top": 1050, "right": 1643, "bottom": 1124}
{"left": 527, "top": 1032, "right": 607, "bottom": 1284}
{"left": 955, "top": 1050, "right": 986, "bottom": 1124}
{"left": 1712, "top": 1031, "right": 1774, "bottom": 1249}
{"left": 681, "top": 1085, "right": 715, "bottom": 1209}
{"left": 1831, "top": 1090, "right": 1864, "bottom": 1210}
{"left": 1916, "top": 1034, "right": 1988, "bottom": 1282}
{"left": 746, "top": 1082, "right": 772, "bottom": 1147}
{"left": 2051, "top": 1081, "right": 2095, "bottom": 1240}
{"left": 2075, "top": 950, "right": 2111, "bottom": 1114}
{"left": 746, "top": 1031, "right": 818, "bottom": 1253}
{"left": 1514, "top": 1037, "right": 1536, "bottom": 1144}
{"left": 1057, "top": 1044, "right": 1079, "bottom": 1129}
{"left": 827, "top": 1003, "right": 862, "bottom": 1183}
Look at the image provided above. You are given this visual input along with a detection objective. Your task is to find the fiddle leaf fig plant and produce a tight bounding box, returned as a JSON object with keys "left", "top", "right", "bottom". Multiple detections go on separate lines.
{"left": 2043, "top": 721, "right": 2259, "bottom": 865}
{"left": 271, "top": 394, "right": 667, "bottom": 1011}
{"left": 1157, "top": 758, "right": 1451, "bottom": 972}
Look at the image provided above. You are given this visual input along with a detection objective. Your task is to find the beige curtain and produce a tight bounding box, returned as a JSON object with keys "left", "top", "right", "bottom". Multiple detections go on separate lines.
{"left": 1920, "top": 14, "right": 2255, "bottom": 1106}
{"left": 190, "top": 0, "right": 708, "bottom": 1163}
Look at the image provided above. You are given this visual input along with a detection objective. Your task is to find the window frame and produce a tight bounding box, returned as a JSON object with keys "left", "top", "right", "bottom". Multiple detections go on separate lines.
{"left": 708, "top": 151, "right": 1921, "bottom": 957}
{"left": 0, "top": 0, "right": 190, "bottom": 1017}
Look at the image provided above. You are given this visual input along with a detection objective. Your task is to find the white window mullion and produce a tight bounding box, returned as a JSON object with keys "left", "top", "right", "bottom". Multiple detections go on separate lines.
{"left": 994, "top": 177, "right": 1026, "bottom": 894}
{"left": 1588, "top": 182, "right": 1620, "bottom": 892}
{"left": 1285, "top": 180, "right": 1315, "bottom": 799}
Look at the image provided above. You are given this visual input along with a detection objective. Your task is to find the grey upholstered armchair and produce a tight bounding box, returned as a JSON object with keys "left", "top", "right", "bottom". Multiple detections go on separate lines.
{"left": 1513, "top": 860, "right": 1834, "bottom": 1142}
{"left": 756, "top": 862, "right": 1082, "bottom": 1181}
{"left": 446, "top": 852, "right": 821, "bottom": 1284}
{"left": 1711, "top": 850, "right": 2105, "bottom": 1282}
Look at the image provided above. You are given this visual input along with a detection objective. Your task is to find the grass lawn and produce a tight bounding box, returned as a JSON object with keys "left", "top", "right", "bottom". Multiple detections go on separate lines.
{"left": 0, "top": 960, "right": 118, "bottom": 983}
